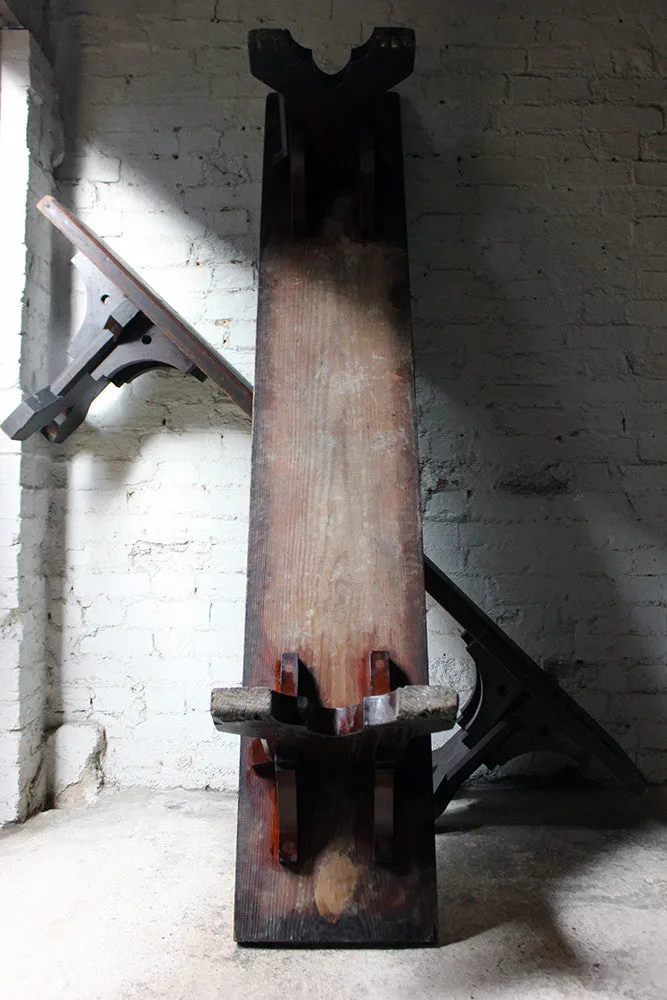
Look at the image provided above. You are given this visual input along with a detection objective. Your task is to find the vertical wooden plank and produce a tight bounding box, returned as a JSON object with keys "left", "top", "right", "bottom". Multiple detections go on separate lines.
{"left": 235, "top": 93, "right": 437, "bottom": 945}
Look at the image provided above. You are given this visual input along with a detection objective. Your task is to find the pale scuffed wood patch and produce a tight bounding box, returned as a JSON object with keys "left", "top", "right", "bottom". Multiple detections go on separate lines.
{"left": 313, "top": 837, "right": 362, "bottom": 923}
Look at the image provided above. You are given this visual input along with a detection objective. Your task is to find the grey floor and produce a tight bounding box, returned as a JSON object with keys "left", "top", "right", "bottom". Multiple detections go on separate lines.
{"left": 0, "top": 786, "right": 665, "bottom": 1000}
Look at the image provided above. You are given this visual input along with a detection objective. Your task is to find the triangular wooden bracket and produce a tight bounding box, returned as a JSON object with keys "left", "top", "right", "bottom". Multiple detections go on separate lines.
{"left": 2, "top": 196, "right": 253, "bottom": 443}
{"left": 425, "top": 558, "right": 647, "bottom": 815}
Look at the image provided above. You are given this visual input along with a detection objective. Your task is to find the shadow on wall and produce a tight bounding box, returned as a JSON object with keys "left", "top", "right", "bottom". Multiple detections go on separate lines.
{"left": 41, "top": 11, "right": 392, "bottom": 769}
{"left": 41, "top": 3, "right": 666, "bottom": 785}
{"left": 400, "top": 34, "right": 666, "bottom": 782}
{"left": 43, "top": 7, "right": 257, "bottom": 759}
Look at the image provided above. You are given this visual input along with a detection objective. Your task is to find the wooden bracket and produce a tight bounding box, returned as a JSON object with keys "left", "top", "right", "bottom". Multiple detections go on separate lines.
{"left": 215, "top": 648, "right": 457, "bottom": 873}
{"left": 211, "top": 675, "right": 457, "bottom": 742}
{"left": 252, "top": 27, "right": 414, "bottom": 244}
{"left": 1, "top": 197, "right": 253, "bottom": 443}
{"left": 424, "top": 558, "right": 647, "bottom": 815}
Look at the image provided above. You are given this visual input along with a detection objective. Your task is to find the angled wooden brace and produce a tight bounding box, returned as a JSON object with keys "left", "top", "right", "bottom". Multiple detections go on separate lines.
{"left": 2, "top": 196, "right": 252, "bottom": 444}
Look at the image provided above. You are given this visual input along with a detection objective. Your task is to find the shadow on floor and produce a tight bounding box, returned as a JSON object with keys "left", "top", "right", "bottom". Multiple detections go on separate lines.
{"left": 433, "top": 786, "right": 665, "bottom": 985}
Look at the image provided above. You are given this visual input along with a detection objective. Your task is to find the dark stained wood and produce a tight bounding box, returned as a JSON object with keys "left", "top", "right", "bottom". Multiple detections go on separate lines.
{"left": 370, "top": 651, "right": 396, "bottom": 865}
{"left": 425, "top": 557, "right": 648, "bottom": 807}
{"left": 235, "top": 88, "right": 438, "bottom": 945}
{"left": 37, "top": 196, "right": 253, "bottom": 417}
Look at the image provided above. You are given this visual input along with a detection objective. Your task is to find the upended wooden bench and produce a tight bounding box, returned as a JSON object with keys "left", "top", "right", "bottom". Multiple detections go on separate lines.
{"left": 3, "top": 28, "right": 645, "bottom": 948}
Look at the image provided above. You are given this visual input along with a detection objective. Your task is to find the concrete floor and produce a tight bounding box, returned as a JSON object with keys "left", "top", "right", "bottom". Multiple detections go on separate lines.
{"left": 0, "top": 787, "right": 665, "bottom": 1000}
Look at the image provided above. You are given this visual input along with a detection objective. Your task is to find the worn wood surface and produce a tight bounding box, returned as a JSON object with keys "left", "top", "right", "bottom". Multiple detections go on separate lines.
{"left": 235, "top": 94, "right": 437, "bottom": 945}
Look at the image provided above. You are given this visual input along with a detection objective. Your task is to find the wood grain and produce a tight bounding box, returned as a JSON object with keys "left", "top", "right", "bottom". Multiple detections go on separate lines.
{"left": 235, "top": 94, "right": 437, "bottom": 945}
{"left": 247, "top": 222, "right": 427, "bottom": 704}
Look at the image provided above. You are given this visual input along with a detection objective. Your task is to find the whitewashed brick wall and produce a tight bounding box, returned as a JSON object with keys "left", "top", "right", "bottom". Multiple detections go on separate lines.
{"left": 0, "top": 27, "right": 60, "bottom": 822}
{"left": 28, "top": 0, "right": 667, "bottom": 801}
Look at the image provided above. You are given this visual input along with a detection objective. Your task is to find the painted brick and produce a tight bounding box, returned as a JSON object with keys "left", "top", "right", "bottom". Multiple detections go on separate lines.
{"left": 507, "top": 75, "right": 552, "bottom": 104}
{"left": 583, "top": 104, "right": 664, "bottom": 132}
{"left": 0, "top": 28, "right": 57, "bottom": 823}
{"left": 2, "top": 2, "right": 665, "bottom": 818}
{"left": 639, "top": 135, "right": 667, "bottom": 162}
